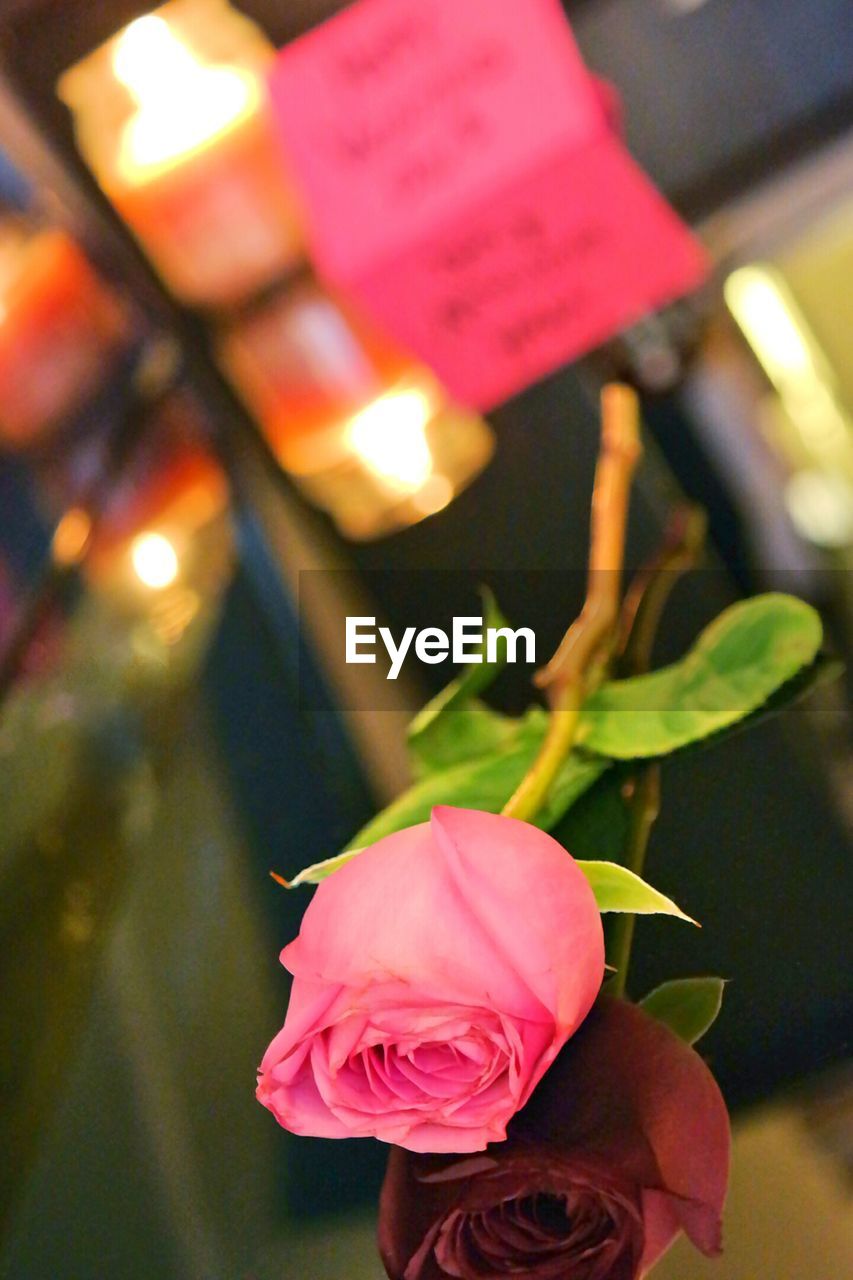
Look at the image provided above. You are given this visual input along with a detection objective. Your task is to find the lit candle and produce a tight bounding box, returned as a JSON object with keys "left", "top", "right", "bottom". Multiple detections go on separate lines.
{"left": 97, "top": 399, "right": 225, "bottom": 549}
{"left": 0, "top": 224, "right": 127, "bottom": 451}
{"left": 221, "top": 279, "right": 416, "bottom": 468}
{"left": 220, "top": 280, "right": 495, "bottom": 539}
{"left": 84, "top": 394, "right": 228, "bottom": 599}
{"left": 59, "top": 3, "right": 303, "bottom": 309}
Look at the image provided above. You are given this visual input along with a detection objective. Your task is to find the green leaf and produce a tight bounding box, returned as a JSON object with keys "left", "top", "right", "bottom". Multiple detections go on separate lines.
{"left": 409, "top": 699, "right": 524, "bottom": 778}
{"left": 640, "top": 976, "right": 726, "bottom": 1045}
{"left": 578, "top": 594, "right": 823, "bottom": 759}
{"left": 576, "top": 861, "right": 696, "bottom": 923}
{"left": 353, "top": 719, "right": 540, "bottom": 850}
{"left": 551, "top": 764, "right": 633, "bottom": 863}
{"left": 553, "top": 654, "right": 841, "bottom": 862}
{"left": 407, "top": 588, "right": 518, "bottom": 775}
{"left": 533, "top": 747, "right": 612, "bottom": 833}
{"left": 684, "top": 652, "right": 843, "bottom": 755}
{"left": 287, "top": 593, "right": 830, "bottom": 890}
{"left": 348, "top": 721, "right": 607, "bottom": 851}
{"left": 285, "top": 750, "right": 607, "bottom": 889}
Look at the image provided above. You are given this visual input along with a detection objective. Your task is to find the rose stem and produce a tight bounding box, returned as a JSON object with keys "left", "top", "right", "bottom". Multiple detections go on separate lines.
{"left": 501, "top": 384, "right": 642, "bottom": 824}
{"left": 606, "top": 772, "right": 661, "bottom": 999}
{"left": 606, "top": 506, "right": 707, "bottom": 998}
{"left": 616, "top": 505, "right": 707, "bottom": 676}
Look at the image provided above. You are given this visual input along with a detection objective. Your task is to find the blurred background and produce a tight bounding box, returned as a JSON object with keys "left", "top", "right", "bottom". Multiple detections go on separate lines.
{"left": 0, "top": 1, "right": 851, "bottom": 1277}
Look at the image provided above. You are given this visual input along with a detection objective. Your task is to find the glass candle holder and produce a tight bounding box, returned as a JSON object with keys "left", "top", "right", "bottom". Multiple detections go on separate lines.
{"left": 0, "top": 221, "right": 128, "bottom": 451}
{"left": 88, "top": 395, "right": 226, "bottom": 569}
{"left": 220, "top": 280, "right": 494, "bottom": 539}
{"left": 58, "top": 0, "right": 304, "bottom": 309}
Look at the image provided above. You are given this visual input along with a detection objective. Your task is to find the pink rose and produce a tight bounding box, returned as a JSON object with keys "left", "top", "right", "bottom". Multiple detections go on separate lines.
{"left": 378, "top": 997, "right": 731, "bottom": 1279}
{"left": 257, "top": 806, "right": 604, "bottom": 1153}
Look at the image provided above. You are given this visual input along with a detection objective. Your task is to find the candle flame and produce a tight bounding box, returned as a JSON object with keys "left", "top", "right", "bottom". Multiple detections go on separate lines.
{"left": 347, "top": 388, "right": 435, "bottom": 492}
{"left": 113, "top": 15, "right": 198, "bottom": 95}
{"left": 113, "top": 14, "right": 258, "bottom": 174}
{"left": 131, "top": 531, "right": 179, "bottom": 589}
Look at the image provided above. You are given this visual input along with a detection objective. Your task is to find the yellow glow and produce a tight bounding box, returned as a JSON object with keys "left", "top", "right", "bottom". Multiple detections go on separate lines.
{"left": 411, "top": 474, "right": 454, "bottom": 516}
{"left": 113, "top": 15, "right": 197, "bottom": 94}
{"left": 724, "top": 267, "right": 815, "bottom": 383}
{"left": 785, "top": 470, "right": 853, "bottom": 549}
{"left": 347, "top": 388, "right": 435, "bottom": 492}
{"left": 52, "top": 507, "right": 92, "bottom": 567}
{"left": 726, "top": 263, "right": 852, "bottom": 472}
{"left": 112, "top": 14, "right": 257, "bottom": 175}
{"left": 131, "top": 531, "right": 179, "bottom": 589}
{"left": 150, "top": 586, "right": 201, "bottom": 644}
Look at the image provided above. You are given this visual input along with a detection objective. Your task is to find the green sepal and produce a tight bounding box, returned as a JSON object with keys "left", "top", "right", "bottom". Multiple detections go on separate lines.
{"left": 577, "top": 861, "right": 696, "bottom": 923}
{"left": 640, "top": 976, "right": 726, "bottom": 1045}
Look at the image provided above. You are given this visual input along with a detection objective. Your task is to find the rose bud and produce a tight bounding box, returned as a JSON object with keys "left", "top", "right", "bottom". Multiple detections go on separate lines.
{"left": 378, "top": 996, "right": 730, "bottom": 1278}
{"left": 257, "top": 807, "right": 604, "bottom": 1153}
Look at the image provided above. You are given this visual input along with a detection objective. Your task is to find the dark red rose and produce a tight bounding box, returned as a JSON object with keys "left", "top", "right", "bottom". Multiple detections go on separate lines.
{"left": 378, "top": 996, "right": 730, "bottom": 1279}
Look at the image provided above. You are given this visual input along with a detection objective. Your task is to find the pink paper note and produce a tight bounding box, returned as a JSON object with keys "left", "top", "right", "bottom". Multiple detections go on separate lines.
{"left": 269, "top": 0, "right": 708, "bottom": 409}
